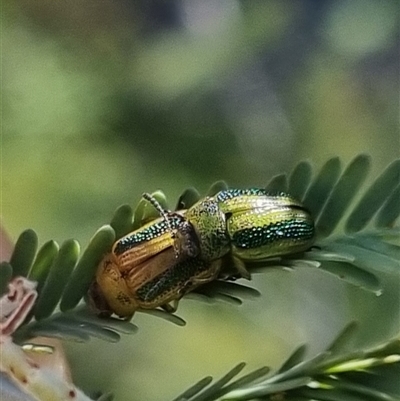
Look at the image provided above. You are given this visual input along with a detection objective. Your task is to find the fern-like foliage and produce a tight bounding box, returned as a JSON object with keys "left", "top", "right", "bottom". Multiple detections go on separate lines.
{"left": 171, "top": 322, "right": 400, "bottom": 401}
{"left": 197, "top": 155, "right": 399, "bottom": 302}
{"left": 0, "top": 154, "right": 399, "bottom": 343}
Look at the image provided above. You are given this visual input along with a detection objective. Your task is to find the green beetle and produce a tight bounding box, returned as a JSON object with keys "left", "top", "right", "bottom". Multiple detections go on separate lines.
{"left": 90, "top": 189, "right": 315, "bottom": 317}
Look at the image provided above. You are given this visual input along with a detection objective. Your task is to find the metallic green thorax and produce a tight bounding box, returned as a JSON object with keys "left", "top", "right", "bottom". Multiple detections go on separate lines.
{"left": 184, "top": 197, "right": 230, "bottom": 261}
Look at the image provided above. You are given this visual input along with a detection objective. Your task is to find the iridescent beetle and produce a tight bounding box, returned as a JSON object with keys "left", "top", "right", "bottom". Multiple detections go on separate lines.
{"left": 89, "top": 189, "right": 315, "bottom": 317}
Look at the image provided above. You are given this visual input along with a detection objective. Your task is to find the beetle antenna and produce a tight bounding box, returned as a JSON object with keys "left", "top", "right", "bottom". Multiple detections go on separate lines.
{"left": 142, "top": 193, "right": 179, "bottom": 259}
{"left": 142, "top": 193, "right": 173, "bottom": 233}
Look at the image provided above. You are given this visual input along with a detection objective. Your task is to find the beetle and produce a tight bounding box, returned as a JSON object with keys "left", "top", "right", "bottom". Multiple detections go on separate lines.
{"left": 89, "top": 188, "right": 315, "bottom": 318}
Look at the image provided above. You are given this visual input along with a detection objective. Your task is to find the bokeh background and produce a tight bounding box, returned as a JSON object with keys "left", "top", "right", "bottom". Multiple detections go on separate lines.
{"left": 2, "top": 1, "right": 399, "bottom": 400}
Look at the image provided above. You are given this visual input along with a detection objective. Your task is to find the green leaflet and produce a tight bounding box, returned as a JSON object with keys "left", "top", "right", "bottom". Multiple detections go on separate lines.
{"left": 338, "top": 234, "right": 400, "bottom": 261}
{"left": 191, "top": 363, "right": 246, "bottom": 401}
{"left": 207, "top": 180, "right": 229, "bottom": 196}
{"left": 265, "top": 173, "right": 288, "bottom": 193}
{"left": 71, "top": 306, "right": 138, "bottom": 334}
{"left": 201, "top": 292, "right": 242, "bottom": 306}
{"left": 110, "top": 204, "right": 133, "bottom": 240}
{"left": 60, "top": 225, "right": 115, "bottom": 312}
{"left": 29, "top": 325, "right": 91, "bottom": 342}
{"left": 176, "top": 187, "right": 201, "bottom": 210}
{"left": 288, "top": 160, "right": 313, "bottom": 201}
{"left": 96, "top": 393, "right": 114, "bottom": 401}
{"left": 218, "top": 366, "right": 270, "bottom": 396}
{"left": 375, "top": 184, "right": 400, "bottom": 228}
{"left": 28, "top": 240, "right": 59, "bottom": 294}
{"left": 325, "top": 321, "right": 359, "bottom": 355}
{"left": 54, "top": 320, "right": 121, "bottom": 343}
{"left": 303, "top": 156, "right": 342, "bottom": 220}
{"left": 278, "top": 345, "right": 308, "bottom": 374}
{"left": 9, "top": 229, "right": 38, "bottom": 278}
{"left": 297, "top": 387, "right": 381, "bottom": 401}
{"left": 316, "top": 261, "right": 381, "bottom": 293}
{"left": 317, "top": 154, "right": 371, "bottom": 237}
{"left": 138, "top": 308, "right": 186, "bottom": 326}
{"left": 262, "top": 352, "right": 330, "bottom": 385}
{"left": 324, "top": 242, "right": 399, "bottom": 276}
{"left": 34, "top": 239, "right": 80, "bottom": 320}
{"left": 346, "top": 159, "right": 400, "bottom": 233}
{"left": 224, "top": 377, "right": 312, "bottom": 400}
{"left": 171, "top": 377, "right": 213, "bottom": 401}
{"left": 193, "top": 280, "right": 260, "bottom": 300}
{"left": 14, "top": 306, "right": 137, "bottom": 344}
{"left": 314, "top": 377, "right": 398, "bottom": 401}
{"left": 27, "top": 320, "right": 120, "bottom": 343}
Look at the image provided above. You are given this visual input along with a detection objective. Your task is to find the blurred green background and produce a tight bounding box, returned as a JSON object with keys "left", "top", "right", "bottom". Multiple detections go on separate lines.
{"left": 2, "top": 0, "right": 399, "bottom": 400}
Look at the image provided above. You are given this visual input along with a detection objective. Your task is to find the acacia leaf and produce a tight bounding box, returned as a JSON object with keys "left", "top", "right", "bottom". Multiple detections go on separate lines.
{"left": 207, "top": 181, "right": 229, "bottom": 196}
{"left": 34, "top": 239, "right": 80, "bottom": 320}
{"left": 60, "top": 225, "right": 115, "bottom": 312}
{"left": 28, "top": 240, "right": 59, "bottom": 294}
{"left": 345, "top": 159, "right": 400, "bottom": 233}
{"left": 288, "top": 160, "right": 313, "bottom": 201}
{"left": 265, "top": 173, "right": 288, "bottom": 192}
{"left": 317, "top": 154, "right": 371, "bottom": 237}
{"left": 10, "top": 229, "right": 38, "bottom": 278}
{"left": 176, "top": 187, "right": 201, "bottom": 210}
{"left": 110, "top": 204, "right": 133, "bottom": 239}
{"left": 375, "top": 185, "right": 400, "bottom": 228}
{"left": 303, "top": 156, "right": 341, "bottom": 220}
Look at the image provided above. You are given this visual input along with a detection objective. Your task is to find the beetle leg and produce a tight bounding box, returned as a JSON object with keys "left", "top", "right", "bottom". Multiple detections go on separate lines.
{"left": 231, "top": 255, "right": 251, "bottom": 280}
{"left": 183, "top": 259, "right": 221, "bottom": 287}
{"left": 161, "top": 300, "right": 179, "bottom": 313}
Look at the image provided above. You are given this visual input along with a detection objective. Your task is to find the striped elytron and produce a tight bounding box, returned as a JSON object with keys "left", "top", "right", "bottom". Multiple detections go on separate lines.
{"left": 89, "top": 189, "right": 315, "bottom": 317}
